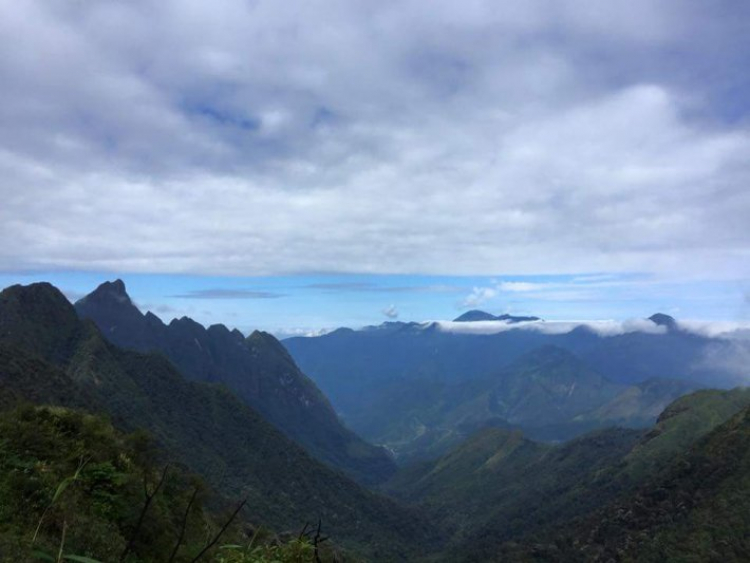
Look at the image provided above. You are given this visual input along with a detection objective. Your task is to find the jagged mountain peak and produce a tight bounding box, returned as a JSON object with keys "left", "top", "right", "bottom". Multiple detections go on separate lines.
{"left": 74, "top": 281, "right": 396, "bottom": 484}
{"left": 247, "top": 330, "right": 290, "bottom": 357}
{"left": 168, "top": 315, "right": 203, "bottom": 329}
{"left": 77, "top": 279, "right": 133, "bottom": 307}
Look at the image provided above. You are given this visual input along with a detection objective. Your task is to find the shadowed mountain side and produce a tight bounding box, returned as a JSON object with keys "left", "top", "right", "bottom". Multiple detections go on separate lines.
{"left": 494, "top": 397, "right": 750, "bottom": 561}
{"left": 323, "top": 345, "right": 695, "bottom": 461}
{"left": 75, "top": 280, "right": 395, "bottom": 485}
{"left": 0, "top": 283, "right": 438, "bottom": 560}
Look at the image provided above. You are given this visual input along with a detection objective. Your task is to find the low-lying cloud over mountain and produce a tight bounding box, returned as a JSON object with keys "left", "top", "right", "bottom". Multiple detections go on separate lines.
{"left": 432, "top": 318, "right": 750, "bottom": 338}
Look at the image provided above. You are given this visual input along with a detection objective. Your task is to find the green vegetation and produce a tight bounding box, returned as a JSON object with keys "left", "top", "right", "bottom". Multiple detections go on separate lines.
{"left": 4, "top": 281, "right": 750, "bottom": 562}
{"left": 622, "top": 387, "right": 750, "bottom": 478}
{"left": 384, "top": 387, "right": 750, "bottom": 561}
{"left": 0, "top": 404, "right": 216, "bottom": 561}
{"left": 0, "top": 283, "right": 439, "bottom": 561}
{"left": 0, "top": 405, "right": 343, "bottom": 562}
{"left": 510, "top": 404, "right": 750, "bottom": 562}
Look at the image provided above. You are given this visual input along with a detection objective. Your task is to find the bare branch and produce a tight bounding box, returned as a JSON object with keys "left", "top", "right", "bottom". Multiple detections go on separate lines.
{"left": 190, "top": 498, "right": 247, "bottom": 563}
{"left": 313, "top": 519, "right": 323, "bottom": 563}
{"left": 168, "top": 486, "right": 199, "bottom": 563}
{"left": 120, "top": 464, "right": 170, "bottom": 562}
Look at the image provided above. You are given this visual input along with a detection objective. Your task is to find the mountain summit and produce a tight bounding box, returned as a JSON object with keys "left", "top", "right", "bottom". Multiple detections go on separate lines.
{"left": 453, "top": 310, "right": 541, "bottom": 323}
{"left": 648, "top": 312, "right": 678, "bottom": 330}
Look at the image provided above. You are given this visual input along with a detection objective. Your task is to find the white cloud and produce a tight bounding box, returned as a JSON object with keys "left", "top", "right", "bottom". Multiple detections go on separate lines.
{"left": 432, "top": 318, "right": 668, "bottom": 337}
{"left": 382, "top": 304, "right": 399, "bottom": 319}
{"left": 0, "top": 0, "right": 749, "bottom": 282}
{"left": 461, "top": 286, "right": 498, "bottom": 308}
{"left": 431, "top": 318, "right": 750, "bottom": 339}
{"left": 497, "top": 281, "right": 548, "bottom": 292}
{"left": 676, "top": 321, "right": 750, "bottom": 339}
{"left": 698, "top": 339, "right": 750, "bottom": 382}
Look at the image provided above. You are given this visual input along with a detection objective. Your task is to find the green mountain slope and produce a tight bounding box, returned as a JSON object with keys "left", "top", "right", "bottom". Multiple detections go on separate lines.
{"left": 0, "top": 283, "right": 436, "bottom": 560}
{"left": 0, "top": 405, "right": 227, "bottom": 562}
{"left": 386, "top": 387, "right": 750, "bottom": 561}
{"left": 75, "top": 280, "right": 395, "bottom": 485}
{"left": 517, "top": 402, "right": 750, "bottom": 562}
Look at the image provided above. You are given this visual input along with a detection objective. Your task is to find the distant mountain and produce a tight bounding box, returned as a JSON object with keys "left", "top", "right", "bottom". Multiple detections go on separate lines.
{"left": 0, "top": 282, "right": 436, "bottom": 559}
{"left": 453, "top": 310, "right": 541, "bottom": 322}
{"left": 338, "top": 345, "right": 694, "bottom": 460}
{"left": 648, "top": 312, "right": 678, "bottom": 329}
{"left": 75, "top": 280, "right": 395, "bottom": 485}
{"left": 284, "top": 314, "right": 738, "bottom": 459}
{"left": 386, "top": 387, "right": 750, "bottom": 561}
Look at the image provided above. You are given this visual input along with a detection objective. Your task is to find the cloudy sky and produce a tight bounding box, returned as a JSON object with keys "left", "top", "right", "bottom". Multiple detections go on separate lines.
{"left": 1, "top": 0, "right": 749, "bottom": 331}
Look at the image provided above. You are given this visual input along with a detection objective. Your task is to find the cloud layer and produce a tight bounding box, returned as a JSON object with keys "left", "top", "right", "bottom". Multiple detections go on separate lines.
{"left": 1, "top": 0, "right": 749, "bottom": 280}
{"left": 432, "top": 318, "right": 750, "bottom": 338}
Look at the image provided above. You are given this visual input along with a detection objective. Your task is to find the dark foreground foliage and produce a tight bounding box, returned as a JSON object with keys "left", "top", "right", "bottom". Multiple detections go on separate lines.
{"left": 0, "top": 404, "right": 338, "bottom": 562}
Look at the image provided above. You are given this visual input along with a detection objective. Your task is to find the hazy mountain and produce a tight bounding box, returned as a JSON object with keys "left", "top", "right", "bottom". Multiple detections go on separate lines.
{"left": 284, "top": 315, "right": 739, "bottom": 459}
{"left": 453, "top": 310, "right": 541, "bottom": 323}
{"left": 75, "top": 280, "right": 395, "bottom": 485}
{"left": 0, "top": 282, "right": 436, "bottom": 559}
{"left": 287, "top": 339, "right": 695, "bottom": 460}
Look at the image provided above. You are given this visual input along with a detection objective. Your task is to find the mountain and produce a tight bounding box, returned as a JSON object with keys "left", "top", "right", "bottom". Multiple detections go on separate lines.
{"left": 284, "top": 314, "right": 739, "bottom": 459}
{"left": 648, "top": 312, "right": 678, "bottom": 330}
{"left": 292, "top": 343, "right": 695, "bottom": 461}
{"left": 4, "top": 281, "right": 749, "bottom": 561}
{"left": 453, "top": 310, "right": 541, "bottom": 323}
{"left": 75, "top": 280, "right": 395, "bottom": 485}
{"left": 285, "top": 312, "right": 737, "bottom": 400}
{"left": 385, "top": 387, "right": 750, "bottom": 561}
{"left": 0, "top": 282, "right": 437, "bottom": 559}
{"left": 557, "top": 403, "right": 750, "bottom": 562}
{"left": 0, "top": 404, "right": 255, "bottom": 562}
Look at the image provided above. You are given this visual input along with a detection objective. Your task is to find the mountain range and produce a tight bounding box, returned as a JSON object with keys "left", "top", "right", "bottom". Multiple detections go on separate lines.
{"left": 283, "top": 313, "right": 729, "bottom": 459}
{"left": 75, "top": 280, "right": 394, "bottom": 485}
{"left": 0, "top": 282, "right": 435, "bottom": 560}
{"left": 2, "top": 286, "right": 750, "bottom": 561}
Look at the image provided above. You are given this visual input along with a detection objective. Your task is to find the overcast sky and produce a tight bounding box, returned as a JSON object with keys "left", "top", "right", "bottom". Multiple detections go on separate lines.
{"left": 1, "top": 1, "right": 749, "bottom": 328}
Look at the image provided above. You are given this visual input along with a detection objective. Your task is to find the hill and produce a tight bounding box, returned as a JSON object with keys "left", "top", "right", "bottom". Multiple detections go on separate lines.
{"left": 384, "top": 387, "right": 750, "bottom": 561}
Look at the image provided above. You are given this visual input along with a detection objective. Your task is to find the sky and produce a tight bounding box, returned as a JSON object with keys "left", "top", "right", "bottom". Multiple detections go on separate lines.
{"left": 1, "top": 1, "right": 749, "bottom": 332}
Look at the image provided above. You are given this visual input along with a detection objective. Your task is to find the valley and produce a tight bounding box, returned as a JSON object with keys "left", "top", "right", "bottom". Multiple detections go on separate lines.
{"left": 2, "top": 281, "right": 749, "bottom": 561}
